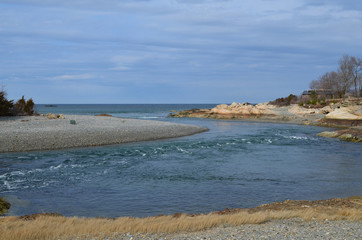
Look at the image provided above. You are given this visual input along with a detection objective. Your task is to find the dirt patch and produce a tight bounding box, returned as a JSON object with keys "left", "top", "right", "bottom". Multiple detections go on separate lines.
{"left": 19, "top": 213, "right": 63, "bottom": 221}
{"left": 319, "top": 118, "right": 362, "bottom": 127}
{"left": 0, "top": 198, "right": 11, "bottom": 215}
{"left": 248, "top": 197, "right": 362, "bottom": 213}
{"left": 95, "top": 113, "right": 113, "bottom": 117}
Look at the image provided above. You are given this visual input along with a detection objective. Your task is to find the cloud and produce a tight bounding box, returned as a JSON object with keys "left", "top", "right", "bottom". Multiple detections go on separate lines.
{"left": 1, "top": 0, "right": 362, "bottom": 103}
{"left": 49, "top": 74, "right": 94, "bottom": 81}
{"left": 110, "top": 55, "right": 147, "bottom": 71}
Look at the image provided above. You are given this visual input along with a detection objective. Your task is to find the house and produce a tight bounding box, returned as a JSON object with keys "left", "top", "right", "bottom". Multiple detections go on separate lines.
{"left": 301, "top": 89, "right": 334, "bottom": 100}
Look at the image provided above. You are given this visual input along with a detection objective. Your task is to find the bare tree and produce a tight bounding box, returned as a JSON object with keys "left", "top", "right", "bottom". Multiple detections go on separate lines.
{"left": 309, "top": 80, "right": 320, "bottom": 90}
{"left": 312, "top": 71, "right": 342, "bottom": 97}
{"left": 350, "top": 56, "right": 362, "bottom": 97}
{"left": 309, "top": 55, "right": 361, "bottom": 98}
{"left": 337, "top": 55, "right": 354, "bottom": 96}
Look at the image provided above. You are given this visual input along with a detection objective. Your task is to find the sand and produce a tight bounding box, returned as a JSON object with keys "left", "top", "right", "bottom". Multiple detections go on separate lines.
{"left": 0, "top": 115, "right": 208, "bottom": 153}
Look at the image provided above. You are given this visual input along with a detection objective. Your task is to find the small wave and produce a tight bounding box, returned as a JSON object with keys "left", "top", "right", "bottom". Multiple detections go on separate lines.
{"left": 10, "top": 171, "right": 25, "bottom": 176}
{"left": 138, "top": 116, "right": 160, "bottom": 119}
{"left": 276, "top": 133, "right": 310, "bottom": 141}
{"left": 70, "top": 164, "right": 83, "bottom": 168}
{"left": 49, "top": 164, "right": 62, "bottom": 171}
{"left": 176, "top": 147, "right": 190, "bottom": 154}
{"left": 3, "top": 180, "right": 14, "bottom": 190}
{"left": 135, "top": 150, "right": 147, "bottom": 157}
{"left": 28, "top": 168, "right": 45, "bottom": 174}
{"left": 288, "top": 136, "right": 308, "bottom": 140}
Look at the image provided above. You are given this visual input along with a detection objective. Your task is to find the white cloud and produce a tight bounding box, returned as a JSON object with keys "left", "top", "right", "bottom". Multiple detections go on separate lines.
{"left": 49, "top": 74, "right": 94, "bottom": 81}
{"left": 110, "top": 55, "right": 147, "bottom": 71}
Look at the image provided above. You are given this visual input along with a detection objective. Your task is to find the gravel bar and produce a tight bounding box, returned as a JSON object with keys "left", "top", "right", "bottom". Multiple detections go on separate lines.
{"left": 0, "top": 115, "right": 208, "bottom": 153}
{"left": 113, "top": 219, "right": 362, "bottom": 240}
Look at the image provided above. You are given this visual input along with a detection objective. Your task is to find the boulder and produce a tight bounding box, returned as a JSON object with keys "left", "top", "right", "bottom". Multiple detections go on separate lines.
{"left": 47, "top": 113, "right": 65, "bottom": 119}
{"left": 288, "top": 105, "right": 317, "bottom": 115}
{"left": 317, "top": 131, "right": 339, "bottom": 138}
{"left": 325, "top": 108, "right": 362, "bottom": 120}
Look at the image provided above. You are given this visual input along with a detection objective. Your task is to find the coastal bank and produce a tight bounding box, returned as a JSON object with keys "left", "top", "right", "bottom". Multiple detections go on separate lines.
{"left": 0, "top": 196, "right": 361, "bottom": 240}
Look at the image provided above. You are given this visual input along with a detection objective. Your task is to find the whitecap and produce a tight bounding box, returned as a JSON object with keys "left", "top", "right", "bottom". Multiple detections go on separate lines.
{"left": 28, "top": 168, "right": 44, "bottom": 174}
{"left": 3, "top": 181, "right": 14, "bottom": 190}
{"left": 49, "top": 164, "right": 62, "bottom": 170}
{"left": 177, "top": 147, "right": 190, "bottom": 154}
{"left": 288, "top": 136, "right": 308, "bottom": 140}
{"left": 10, "top": 171, "right": 25, "bottom": 176}
{"left": 70, "top": 164, "right": 83, "bottom": 168}
{"left": 138, "top": 116, "right": 160, "bottom": 119}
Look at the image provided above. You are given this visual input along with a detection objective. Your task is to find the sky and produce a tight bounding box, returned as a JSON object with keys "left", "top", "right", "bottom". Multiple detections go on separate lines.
{"left": 1, "top": 0, "right": 362, "bottom": 104}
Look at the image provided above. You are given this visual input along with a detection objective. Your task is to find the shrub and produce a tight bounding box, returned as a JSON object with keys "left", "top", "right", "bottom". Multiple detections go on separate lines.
{"left": 0, "top": 89, "right": 14, "bottom": 116}
{"left": 13, "top": 96, "right": 35, "bottom": 116}
{"left": 310, "top": 90, "right": 318, "bottom": 101}
{"left": 24, "top": 98, "right": 34, "bottom": 115}
{"left": 13, "top": 96, "right": 26, "bottom": 115}
{"left": 0, "top": 89, "right": 35, "bottom": 116}
{"left": 270, "top": 94, "right": 298, "bottom": 106}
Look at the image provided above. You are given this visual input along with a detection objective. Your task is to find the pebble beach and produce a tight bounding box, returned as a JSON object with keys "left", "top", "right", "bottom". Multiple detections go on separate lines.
{"left": 117, "top": 219, "right": 362, "bottom": 240}
{"left": 0, "top": 115, "right": 208, "bottom": 153}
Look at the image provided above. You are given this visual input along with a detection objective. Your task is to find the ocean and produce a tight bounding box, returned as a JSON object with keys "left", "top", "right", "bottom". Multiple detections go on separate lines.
{"left": 1, "top": 104, "right": 361, "bottom": 217}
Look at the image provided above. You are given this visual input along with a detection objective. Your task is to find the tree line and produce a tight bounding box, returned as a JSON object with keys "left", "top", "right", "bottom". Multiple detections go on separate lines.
{"left": 0, "top": 88, "right": 34, "bottom": 116}
{"left": 310, "top": 55, "right": 362, "bottom": 98}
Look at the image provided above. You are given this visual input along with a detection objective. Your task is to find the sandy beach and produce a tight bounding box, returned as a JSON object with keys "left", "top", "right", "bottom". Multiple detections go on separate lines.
{"left": 0, "top": 115, "right": 208, "bottom": 153}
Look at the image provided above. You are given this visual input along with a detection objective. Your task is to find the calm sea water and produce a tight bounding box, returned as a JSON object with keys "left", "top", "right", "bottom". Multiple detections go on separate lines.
{"left": 1, "top": 104, "right": 361, "bottom": 217}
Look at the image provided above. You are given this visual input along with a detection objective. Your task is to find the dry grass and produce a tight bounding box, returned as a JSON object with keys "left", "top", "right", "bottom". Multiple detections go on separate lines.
{"left": 1, "top": 197, "right": 361, "bottom": 240}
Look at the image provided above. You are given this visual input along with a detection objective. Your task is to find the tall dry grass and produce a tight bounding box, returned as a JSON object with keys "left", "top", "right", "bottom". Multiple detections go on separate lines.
{"left": 1, "top": 205, "right": 361, "bottom": 240}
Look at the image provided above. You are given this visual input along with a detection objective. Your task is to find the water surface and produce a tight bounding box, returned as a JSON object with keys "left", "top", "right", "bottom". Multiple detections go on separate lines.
{"left": 1, "top": 104, "right": 361, "bottom": 217}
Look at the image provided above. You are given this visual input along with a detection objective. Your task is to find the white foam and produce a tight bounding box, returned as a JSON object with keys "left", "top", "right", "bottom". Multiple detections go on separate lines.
{"left": 138, "top": 116, "right": 160, "bottom": 119}
{"left": 10, "top": 171, "right": 25, "bottom": 176}
{"left": 177, "top": 147, "right": 190, "bottom": 154}
{"left": 70, "top": 164, "right": 83, "bottom": 168}
{"left": 49, "top": 164, "right": 62, "bottom": 171}
{"left": 4, "top": 180, "right": 14, "bottom": 190}
{"left": 288, "top": 136, "right": 308, "bottom": 140}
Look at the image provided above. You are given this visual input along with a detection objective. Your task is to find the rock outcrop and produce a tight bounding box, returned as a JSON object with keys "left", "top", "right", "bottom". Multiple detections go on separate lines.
{"left": 210, "top": 102, "right": 277, "bottom": 116}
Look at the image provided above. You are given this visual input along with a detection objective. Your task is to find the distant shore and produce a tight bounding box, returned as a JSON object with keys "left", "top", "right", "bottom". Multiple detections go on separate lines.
{"left": 0, "top": 115, "right": 208, "bottom": 153}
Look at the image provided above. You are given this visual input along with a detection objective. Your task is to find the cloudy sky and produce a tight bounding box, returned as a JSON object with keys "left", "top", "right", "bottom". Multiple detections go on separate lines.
{"left": 1, "top": 0, "right": 362, "bottom": 103}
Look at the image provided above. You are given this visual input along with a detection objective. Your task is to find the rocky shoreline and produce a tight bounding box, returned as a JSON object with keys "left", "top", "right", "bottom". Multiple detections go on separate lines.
{"left": 170, "top": 99, "right": 362, "bottom": 142}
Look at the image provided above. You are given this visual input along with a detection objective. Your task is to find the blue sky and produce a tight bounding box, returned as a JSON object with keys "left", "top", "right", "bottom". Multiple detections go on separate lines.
{"left": 1, "top": 0, "right": 362, "bottom": 103}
